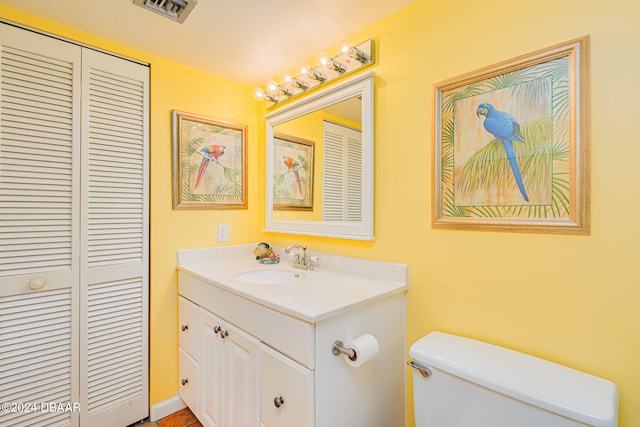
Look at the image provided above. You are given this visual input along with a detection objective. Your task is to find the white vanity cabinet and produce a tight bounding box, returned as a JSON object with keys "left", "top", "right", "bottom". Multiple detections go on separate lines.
{"left": 177, "top": 260, "right": 407, "bottom": 427}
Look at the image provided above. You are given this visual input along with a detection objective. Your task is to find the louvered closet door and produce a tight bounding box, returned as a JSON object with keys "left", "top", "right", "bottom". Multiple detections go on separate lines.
{"left": 79, "top": 49, "right": 149, "bottom": 427}
{"left": 0, "top": 25, "right": 81, "bottom": 427}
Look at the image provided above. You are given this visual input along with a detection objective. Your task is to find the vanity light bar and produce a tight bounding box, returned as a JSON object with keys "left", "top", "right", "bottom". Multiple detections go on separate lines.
{"left": 253, "top": 39, "right": 375, "bottom": 108}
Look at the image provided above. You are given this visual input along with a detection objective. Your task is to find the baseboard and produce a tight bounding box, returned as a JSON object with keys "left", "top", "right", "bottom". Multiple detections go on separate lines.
{"left": 149, "top": 394, "right": 186, "bottom": 422}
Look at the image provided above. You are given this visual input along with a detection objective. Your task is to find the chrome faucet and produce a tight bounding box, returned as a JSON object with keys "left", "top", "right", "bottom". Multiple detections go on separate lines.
{"left": 284, "top": 244, "right": 315, "bottom": 270}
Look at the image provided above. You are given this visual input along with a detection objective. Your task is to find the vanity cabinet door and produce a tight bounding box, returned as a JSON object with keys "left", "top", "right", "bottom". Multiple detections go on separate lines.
{"left": 179, "top": 296, "right": 199, "bottom": 358}
{"left": 178, "top": 348, "right": 199, "bottom": 415}
{"left": 200, "top": 308, "right": 259, "bottom": 427}
{"left": 200, "top": 309, "right": 226, "bottom": 427}
{"left": 260, "top": 344, "right": 314, "bottom": 427}
{"left": 224, "top": 322, "right": 259, "bottom": 427}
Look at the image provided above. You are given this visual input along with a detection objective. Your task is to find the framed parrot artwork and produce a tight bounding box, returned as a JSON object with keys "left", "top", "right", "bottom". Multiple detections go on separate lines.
{"left": 273, "top": 133, "right": 315, "bottom": 210}
{"left": 432, "top": 36, "right": 590, "bottom": 234}
{"left": 172, "top": 110, "right": 247, "bottom": 209}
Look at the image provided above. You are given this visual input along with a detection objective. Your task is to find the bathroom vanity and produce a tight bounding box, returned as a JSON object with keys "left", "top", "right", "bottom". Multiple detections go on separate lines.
{"left": 176, "top": 244, "right": 408, "bottom": 427}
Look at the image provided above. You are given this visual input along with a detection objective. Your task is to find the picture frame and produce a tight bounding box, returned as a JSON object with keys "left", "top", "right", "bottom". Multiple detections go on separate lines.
{"left": 273, "top": 133, "right": 315, "bottom": 210}
{"left": 432, "top": 36, "right": 590, "bottom": 234}
{"left": 172, "top": 110, "right": 247, "bottom": 209}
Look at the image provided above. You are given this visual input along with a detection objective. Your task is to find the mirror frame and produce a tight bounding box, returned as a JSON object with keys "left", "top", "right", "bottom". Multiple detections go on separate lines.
{"left": 263, "top": 71, "right": 375, "bottom": 240}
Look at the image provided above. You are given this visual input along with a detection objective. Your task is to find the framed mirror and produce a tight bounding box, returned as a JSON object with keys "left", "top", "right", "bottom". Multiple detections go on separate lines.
{"left": 264, "top": 71, "right": 375, "bottom": 240}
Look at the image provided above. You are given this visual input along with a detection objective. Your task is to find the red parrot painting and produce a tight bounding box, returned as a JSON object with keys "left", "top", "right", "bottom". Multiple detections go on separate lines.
{"left": 195, "top": 144, "right": 225, "bottom": 189}
{"left": 283, "top": 156, "right": 303, "bottom": 195}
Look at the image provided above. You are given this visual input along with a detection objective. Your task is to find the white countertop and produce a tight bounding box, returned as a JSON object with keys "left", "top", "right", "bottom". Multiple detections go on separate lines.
{"left": 177, "top": 245, "right": 408, "bottom": 323}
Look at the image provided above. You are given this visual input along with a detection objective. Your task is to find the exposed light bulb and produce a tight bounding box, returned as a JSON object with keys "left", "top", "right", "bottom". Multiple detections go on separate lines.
{"left": 283, "top": 74, "right": 293, "bottom": 84}
{"left": 338, "top": 41, "right": 351, "bottom": 55}
{"left": 317, "top": 52, "right": 331, "bottom": 68}
{"left": 253, "top": 87, "right": 266, "bottom": 101}
{"left": 266, "top": 80, "right": 279, "bottom": 94}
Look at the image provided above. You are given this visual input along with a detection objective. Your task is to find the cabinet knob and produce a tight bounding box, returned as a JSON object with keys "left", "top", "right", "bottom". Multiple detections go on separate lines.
{"left": 221, "top": 330, "right": 229, "bottom": 338}
{"left": 181, "top": 378, "right": 189, "bottom": 386}
{"left": 29, "top": 277, "right": 45, "bottom": 290}
{"left": 273, "top": 396, "right": 284, "bottom": 408}
{"left": 181, "top": 324, "right": 189, "bottom": 332}
{"left": 213, "top": 326, "right": 221, "bottom": 334}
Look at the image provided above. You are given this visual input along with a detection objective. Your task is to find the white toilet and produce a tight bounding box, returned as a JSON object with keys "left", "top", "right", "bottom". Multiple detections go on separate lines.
{"left": 408, "top": 332, "right": 618, "bottom": 427}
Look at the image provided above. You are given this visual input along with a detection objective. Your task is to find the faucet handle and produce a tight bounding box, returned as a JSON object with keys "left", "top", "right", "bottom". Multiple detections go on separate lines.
{"left": 308, "top": 256, "right": 319, "bottom": 270}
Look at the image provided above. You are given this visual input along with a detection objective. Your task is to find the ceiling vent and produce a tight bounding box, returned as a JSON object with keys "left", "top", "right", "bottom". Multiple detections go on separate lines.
{"left": 133, "top": 0, "right": 197, "bottom": 24}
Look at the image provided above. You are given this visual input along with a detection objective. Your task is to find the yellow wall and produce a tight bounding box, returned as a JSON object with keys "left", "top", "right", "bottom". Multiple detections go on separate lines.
{"left": 147, "top": 53, "right": 258, "bottom": 405}
{"left": 259, "top": 1, "right": 640, "bottom": 426}
{"left": 4, "top": 0, "right": 640, "bottom": 426}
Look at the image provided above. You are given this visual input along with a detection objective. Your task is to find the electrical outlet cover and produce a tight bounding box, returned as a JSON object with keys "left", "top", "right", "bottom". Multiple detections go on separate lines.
{"left": 217, "top": 224, "right": 229, "bottom": 242}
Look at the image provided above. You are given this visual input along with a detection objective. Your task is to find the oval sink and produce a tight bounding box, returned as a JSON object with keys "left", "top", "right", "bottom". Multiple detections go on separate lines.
{"left": 235, "top": 268, "right": 302, "bottom": 285}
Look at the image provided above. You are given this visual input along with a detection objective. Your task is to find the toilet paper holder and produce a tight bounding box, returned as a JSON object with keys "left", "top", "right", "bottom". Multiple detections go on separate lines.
{"left": 332, "top": 340, "right": 358, "bottom": 361}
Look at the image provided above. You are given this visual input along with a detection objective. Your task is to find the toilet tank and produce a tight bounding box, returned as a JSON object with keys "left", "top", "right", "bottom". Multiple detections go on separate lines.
{"left": 409, "top": 332, "right": 618, "bottom": 427}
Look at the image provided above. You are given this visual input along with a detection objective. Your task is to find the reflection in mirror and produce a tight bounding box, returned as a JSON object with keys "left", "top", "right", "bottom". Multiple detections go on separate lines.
{"left": 264, "top": 71, "right": 374, "bottom": 240}
{"left": 273, "top": 132, "right": 315, "bottom": 212}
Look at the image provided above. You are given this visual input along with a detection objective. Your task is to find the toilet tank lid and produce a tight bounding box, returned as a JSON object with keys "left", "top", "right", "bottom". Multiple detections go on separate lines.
{"left": 410, "top": 332, "right": 618, "bottom": 427}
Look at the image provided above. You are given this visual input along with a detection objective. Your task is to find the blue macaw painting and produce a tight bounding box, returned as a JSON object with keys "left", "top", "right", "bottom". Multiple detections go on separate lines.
{"left": 439, "top": 56, "right": 570, "bottom": 219}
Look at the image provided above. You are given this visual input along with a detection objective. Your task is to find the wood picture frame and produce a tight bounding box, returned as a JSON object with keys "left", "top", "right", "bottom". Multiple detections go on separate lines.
{"left": 172, "top": 110, "right": 247, "bottom": 209}
{"left": 432, "top": 36, "right": 590, "bottom": 234}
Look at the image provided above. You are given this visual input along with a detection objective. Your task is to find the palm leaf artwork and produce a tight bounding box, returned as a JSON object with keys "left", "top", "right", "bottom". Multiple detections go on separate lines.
{"left": 181, "top": 121, "right": 244, "bottom": 203}
{"left": 273, "top": 135, "right": 314, "bottom": 208}
{"left": 440, "top": 56, "right": 571, "bottom": 219}
{"left": 181, "top": 125, "right": 203, "bottom": 202}
{"left": 441, "top": 118, "right": 455, "bottom": 188}
{"left": 274, "top": 154, "right": 309, "bottom": 204}
{"left": 210, "top": 136, "right": 243, "bottom": 202}
{"left": 442, "top": 83, "right": 485, "bottom": 114}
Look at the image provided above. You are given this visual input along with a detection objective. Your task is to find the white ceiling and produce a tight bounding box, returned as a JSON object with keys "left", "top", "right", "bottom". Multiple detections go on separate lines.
{"left": 3, "top": 0, "right": 414, "bottom": 87}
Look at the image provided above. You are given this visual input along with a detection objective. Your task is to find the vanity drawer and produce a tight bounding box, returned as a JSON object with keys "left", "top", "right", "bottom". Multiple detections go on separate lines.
{"left": 179, "top": 296, "right": 199, "bottom": 359}
{"left": 260, "top": 344, "right": 314, "bottom": 427}
{"left": 178, "top": 347, "right": 199, "bottom": 415}
{"left": 179, "top": 272, "right": 315, "bottom": 368}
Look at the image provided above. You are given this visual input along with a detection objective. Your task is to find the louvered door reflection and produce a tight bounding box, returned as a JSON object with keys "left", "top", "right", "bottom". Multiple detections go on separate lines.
{"left": 0, "top": 25, "right": 80, "bottom": 427}
{"left": 80, "top": 50, "right": 149, "bottom": 427}
{"left": 322, "top": 121, "right": 363, "bottom": 222}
